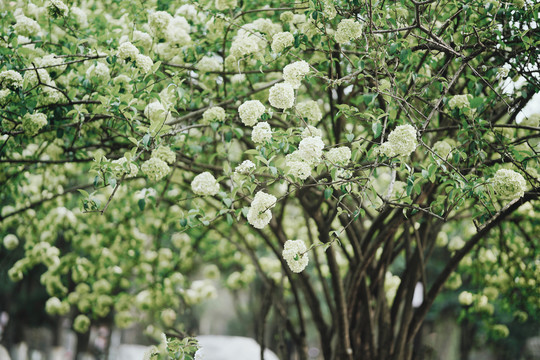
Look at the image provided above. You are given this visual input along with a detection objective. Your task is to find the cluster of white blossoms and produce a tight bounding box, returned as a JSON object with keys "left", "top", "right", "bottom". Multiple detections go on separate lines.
{"left": 247, "top": 191, "right": 277, "bottom": 229}
{"left": 271, "top": 31, "right": 294, "bottom": 53}
{"left": 234, "top": 160, "right": 256, "bottom": 175}
{"left": 22, "top": 112, "right": 48, "bottom": 136}
{"left": 73, "top": 315, "right": 91, "bottom": 333}
{"left": 323, "top": 0, "right": 337, "bottom": 19}
{"left": 238, "top": 100, "right": 265, "bottom": 126}
{"left": 297, "top": 100, "right": 323, "bottom": 123}
{"left": 141, "top": 157, "right": 171, "bottom": 181}
{"left": 70, "top": 7, "right": 88, "bottom": 27}
{"left": 164, "top": 16, "right": 191, "bottom": 46}
{"left": 384, "top": 271, "right": 401, "bottom": 304}
{"left": 448, "top": 94, "right": 471, "bottom": 109}
{"left": 197, "top": 56, "right": 222, "bottom": 73}
{"left": 3, "top": 234, "right": 19, "bottom": 250}
{"left": 135, "top": 54, "right": 154, "bottom": 74}
{"left": 298, "top": 136, "right": 325, "bottom": 165}
{"left": 458, "top": 291, "right": 474, "bottom": 306}
{"left": 378, "top": 124, "right": 418, "bottom": 158}
{"left": 191, "top": 172, "right": 220, "bottom": 196}
{"left": 23, "top": 69, "right": 51, "bottom": 88}
{"left": 144, "top": 101, "right": 168, "bottom": 123}
{"left": 133, "top": 30, "right": 153, "bottom": 51}
{"left": 433, "top": 140, "right": 453, "bottom": 159}
{"left": 282, "top": 240, "right": 309, "bottom": 273}
{"left": 111, "top": 157, "right": 138, "bottom": 178}
{"left": 325, "top": 146, "right": 352, "bottom": 165}
{"left": 86, "top": 62, "right": 110, "bottom": 83}
{"left": 268, "top": 83, "right": 295, "bottom": 109}
{"left": 45, "top": 297, "right": 69, "bottom": 316}
{"left": 117, "top": 42, "right": 139, "bottom": 61}
{"left": 148, "top": 11, "right": 172, "bottom": 37}
{"left": 47, "top": 0, "right": 69, "bottom": 17}
{"left": 335, "top": 19, "right": 363, "bottom": 44}
{"left": 285, "top": 154, "right": 312, "bottom": 180}
{"left": 152, "top": 145, "right": 176, "bottom": 164}
{"left": 519, "top": 113, "right": 539, "bottom": 127}
{"left": 14, "top": 15, "right": 40, "bottom": 37}
{"left": 229, "top": 30, "right": 264, "bottom": 60}
{"left": 252, "top": 121, "right": 272, "bottom": 143}
{"left": 283, "top": 60, "right": 310, "bottom": 89}
{"left": 301, "top": 125, "right": 322, "bottom": 138}
{"left": 491, "top": 169, "right": 526, "bottom": 200}
{"left": 0, "top": 70, "right": 24, "bottom": 89}
{"left": 215, "top": 0, "right": 238, "bottom": 11}
{"left": 202, "top": 106, "right": 226, "bottom": 123}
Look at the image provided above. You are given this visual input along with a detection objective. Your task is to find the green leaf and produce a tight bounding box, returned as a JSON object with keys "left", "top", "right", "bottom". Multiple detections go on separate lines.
{"left": 372, "top": 122, "right": 383, "bottom": 139}
{"left": 324, "top": 187, "right": 333, "bottom": 200}
{"left": 138, "top": 198, "right": 146, "bottom": 211}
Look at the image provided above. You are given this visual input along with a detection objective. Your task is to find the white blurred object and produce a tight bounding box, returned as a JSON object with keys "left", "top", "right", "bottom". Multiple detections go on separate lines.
{"left": 0, "top": 344, "right": 11, "bottom": 360}
{"left": 412, "top": 282, "right": 424, "bottom": 308}
{"left": 196, "top": 336, "right": 279, "bottom": 360}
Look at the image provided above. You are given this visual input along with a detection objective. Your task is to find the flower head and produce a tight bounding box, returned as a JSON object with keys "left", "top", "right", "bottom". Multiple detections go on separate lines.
{"left": 269, "top": 83, "right": 295, "bottom": 109}
{"left": 335, "top": 19, "right": 362, "bottom": 44}
{"left": 141, "top": 157, "right": 171, "bottom": 181}
{"left": 252, "top": 121, "right": 272, "bottom": 143}
{"left": 271, "top": 32, "right": 294, "bottom": 53}
{"left": 191, "top": 172, "right": 220, "bottom": 196}
{"left": 282, "top": 240, "right": 309, "bottom": 273}
{"left": 238, "top": 100, "right": 265, "bottom": 126}
{"left": 283, "top": 60, "right": 310, "bottom": 89}
{"left": 378, "top": 124, "right": 417, "bottom": 158}
{"left": 491, "top": 169, "right": 526, "bottom": 199}
{"left": 247, "top": 191, "right": 276, "bottom": 229}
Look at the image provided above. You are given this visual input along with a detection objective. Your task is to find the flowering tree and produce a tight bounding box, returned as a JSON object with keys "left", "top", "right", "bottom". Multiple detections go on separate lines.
{"left": 1, "top": 0, "right": 539, "bottom": 359}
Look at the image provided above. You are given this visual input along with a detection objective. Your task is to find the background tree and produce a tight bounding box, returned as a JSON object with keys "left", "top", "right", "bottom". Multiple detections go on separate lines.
{"left": 0, "top": 0, "right": 539, "bottom": 359}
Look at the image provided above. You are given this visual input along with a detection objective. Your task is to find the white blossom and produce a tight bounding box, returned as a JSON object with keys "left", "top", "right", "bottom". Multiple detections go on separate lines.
{"left": 271, "top": 32, "right": 294, "bottom": 53}
{"left": 335, "top": 19, "right": 362, "bottom": 44}
{"left": 191, "top": 172, "right": 220, "bottom": 196}
{"left": 141, "top": 157, "right": 171, "bottom": 181}
{"left": 202, "top": 106, "right": 226, "bottom": 123}
{"left": 238, "top": 100, "right": 265, "bottom": 126}
{"left": 325, "top": 146, "right": 351, "bottom": 165}
{"left": 247, "top": 191, "right": 276, "bottom": 229}
{"left": 269, "top": 82, "right": 295, "bottom": 109}
{"left": 251, "top": 121, "right": 272, "bottom": 143}
{"left": 297, "top": 100, "right": 322, "bottom": 123}
{"left": 298, "top": 136, "right": 325, "bottom": 165}
{"left": 378, "top": 124, "right": 417, "bottom": 157}
{"left": 491, "top": 169, "right": 526, "bottom": 200}
{"left": 235, "top": 160, "right": 256, "bottom": 175}
{"left": 283, "top": 60, "right": 310, "bottom": 89}
{"left": 117, "top": 42, "right": 140, "bottom": 61}
{"left": 282, "top": 240, "right": 309, "bottom": 273}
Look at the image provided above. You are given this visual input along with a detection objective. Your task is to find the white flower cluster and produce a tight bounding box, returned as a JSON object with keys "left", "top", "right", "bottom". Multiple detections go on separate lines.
{"left": 269, "top": 82, "right": 295, "bottom": 109}
{"left": 335, "top": 19, "right": 362, "bottom": 44}
{"left": 165, "top": 16, "right": 191, "bottom": 46}
{"left": 135, "top": 54, "right": 154, "bottom": 74}
{"left": 458, "top": 291, "right": 474, "bottom": 306}
{"left": 285, "top": 154, "right": 312, "bottom": 180}
{"left": 297, "top": 100, "right": 322, "bottom": 123}
{"left": 298, "top": 136, "right": 325, "bottom": 165}
{"left": 323, "top": 0, "right": 337, "bottom": 19}
{"left": 238, "top": 100, "right": 265, "bottom": 126}
{"left": 0, "top": 70, "right": 24, "bottom": 89}
{"left": 384, "top": 271, "right": 401, "bottom": 304}
{"left": 197, "top": 56, "right": 222, "bottom": 73}
{"left": 448, "top": 94, "right": 471, "bottom": 109}
{"left": 282, "top": 240, "right": 309, "bottom": 273}
{"left": 3, "top": 234, "right": 19, "bottom": 250}
{"left": 378, "top": 124, "right": 418, "bottom": 158}
{"left": 247, "top": 191, "right": 277, "bottom": 229}
{"left": 252, "top": 121, "right": 272, "bottom": 143}
{"left": 141, "top": 157, "right": 171, "bottom": 181}
{"left": 215, "top": 0, "right": 238, "bottom": 11}
{"left": 111, "top": 157, "right": 138, "bottom": 178}
{"left": 433, "top": 140, "right": 452, "bottom": 159}
{"left": 47, "top": 0, "right": 69, "bottom": 17}
{"left": 45, "top": 297, "right": 69, "bottom": 315}
{"left": 152, "top": 145, "right": 176, "bottom": 164}
{"left": 491, "top": 169, "right": 526, "bottom": 199}
{"left": 24, "top": 69, "right": 51, "bottom": 88}
{"left": 202, "top": 106, "right": 226, "bottom": 123}
{"left": 183, "top": 280, "right": 217, "bottom": 305}
{"left": 283, "top": 60, "right": 310, "bottom": 89}
{"left": 86, "top": 62, "right": 110, "bottom": 83}
{"left": 14, "top": 15, "right": 40, "bottom": 37}
{"left": 22, "top": 112, "right": 48, "bottom": 136}
{"left": 144, "top": 101, "right": 168, "bottom": 123}
{"left": 234, "top": 160, "right": 256, "bottom": 175}
{"left": 325, "top": 146, "right": 351, "bottom": 165}
{"left": 191, "top": 172, "right": 220, "bottom": 196}
{"left": 519, "top": 113, "right": 539, "bottom": 127}
{"left": 148, "top": 11, "right": 172, "bottom": 37}
{"left": 36, "top": 54, "right": 66, "bottom": 73}
{"left": 301, "top": 125, "right": 322, "bottom": 139}
{"left": 71, "top": 7, "right": 88, "bottom": 27}
{"left": 133, "top": 30, "right": 153, "bottom": 51}
{"left": 271, "top": 32, "right": 294, "bottom": 53}
{"left": 117, "top": 42, "right": 139, "bottom": 61}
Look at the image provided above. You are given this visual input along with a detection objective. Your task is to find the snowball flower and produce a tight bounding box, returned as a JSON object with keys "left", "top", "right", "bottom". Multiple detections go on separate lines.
{"left": 111, "top": 157, "right": 138, "bottom": 178}
{"left": 148, "top": 11, "right": 173, "bottom": 37}
{"left": 335, "top": 19, "right": 362, "bottom": 44}
{"left": 285, "top": 155, "right": 312, "bottom": 180}
{"left": 3, "top": 234, "right": 19, "bottom": 250}
{"left": 378, "top": 124, "right": 418, "bottom": 157}
{"left": 141, "top": 157, "right": 171, "bottom": 181}
{"left": 519, "top": 113, "right": 539, "bottom": 127}
{"left": 271, "top": 32, "right": 294, "bottom": 53}
{"left": 117, "top": 42, "right": 139, "bottom": 61}
{"left": 448, "top": 236, "right": 465, "bottom": 251}
{"left": 283, "top": 60, "right": 310, "bottom": 89}
{"left": 14, "top": 15, "right": 40, "bottom": 37}
{"left": 197, "top": 56, "right": 222, "bottom": 73}
{"left": 491, "top": 169, "right": 526, "bottom": 200}
{"left": 448, "top": 94, "right": 470, "bottom": 109}
{"left": 251, "top": 121, "right": 272, "bottom": 143}
{"left": 135, "top": 54, "right": 154, "bottom": 74}
{"left": 298, "top": 136, "right": 325, "bottom": 165}
{"left": 235, "top": 160, "right": 256, "bottom": 175}
{"left": 0, "top": 70, "right": 24, "bottom": 89}
{"left": 133, "top": 30, "right": 153, "bottom": 51}
{"left": 86, "top": 62, "right": 110, "bottom": 83}
{"left": 301, "top": 125, "right": 322, "bottom": 138}
{"left": 45, "top": 297, "right": 69, "bottom": 315}
{"left": 73, "top": 315, "right": 90, "bottom": 333}
{"left": 23, "top": 69, "right": 51, "bottom": 88}
{"left": 282, "top": 240, "right": 309, "bottom": 273}
{"left": 144, "top": 102, "right": 167, "bottom": 123}
{"left": 22, "top": 112, "right": 48, "bottom": 136}
{"left": 433, "top": 140, "right": 452, "bottom": 159}
{"left": 247, "top": 191, "right": 277, "bottom": 229}
{"left": 297, "top": 100, "right": 322, "bottom": 123}
{"left": 269, "top": 83, "right": 295, "bottom": 109}
{"left": 492, "top": 324, "right": 509, "bottom": 338}
{"left": 202, "top": 106, "right": 226, "bottom": 123}
{"left": 47, "top": 0, "right": 69, "bottom": 17}
{"left": 238, "top": 100, "right": 265, "bottom": 126}
{"left": 152, "top": 145, "right": 176, "bottom": 164}
{"left": 325, "top": 146, "right": 351, "bottom": 165}
{"left": 215, "top": 0, "right": 238, "bottom": 11}
{"left": 458, "top": 291, "right": 474, "bottom": 306}
{"left": 191, "top": 172, "right": 220, "bottom": 196}
{"left": 70, "top": 7, "right": 88, "bottom": 27}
